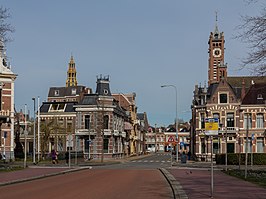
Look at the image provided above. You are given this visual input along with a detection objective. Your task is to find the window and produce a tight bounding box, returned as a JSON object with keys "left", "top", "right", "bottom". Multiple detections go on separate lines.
{"left": 213, "top": 143, "right": 218, "bottom": 154}
{"left": 67, "top": 122, "right": 72, "bottom": 132}
{"left": 256, "top": 114, "right": 264, "bottom": 128}
{"left": 84, "top": 138, "right": 91, "bottom": 153}
{"left": 55, "top": 90, "right": 59, "bottom": 96}
{"left": 103, "top": 115, "right": 109, "bottom": 129}
{"left": 103, "top": 138, "right": 109, "bottom": 153}
{"left": 219, "top": 93, "right": 227, "bottom": 103}
{"left": 200, "top": 113, "right": 205, "bottom": 129}
{"left": 49, "top": 103, "right": 65, "bottom": 112}
{"left": 257, "top": 138, "right": 264, "bottom": 153}
{"left": 201, "top": 138, "right": 206, "bottom": 153}
{"left": 71, "top": 88, "right": 76, "bottom": 95}
{"left": 213, "top": 113, "right": 220, "bottom": 120}
{"left": 244, "top": 138, "right": 252, "bottom": 152}
{"left": 227, "top": 113, "right": 234, "bottom": 128}
{"left": 257, "top": 94, "right": 263, "bottom": 100}
{"left": 244, "top": 114, "right": 252, "bottom": 129}
{"left": 85, "top": 115, "right": 90, "bottom": 129}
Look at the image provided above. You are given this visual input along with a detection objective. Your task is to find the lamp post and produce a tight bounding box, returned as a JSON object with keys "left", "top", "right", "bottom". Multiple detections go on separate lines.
{"left": 32, "top": 97, "right": 36, "bottom": 164}
{"left": 37, "top": 96, "right": 40, "bottom": 162}
{"left": 161, "top": 84, "right": 178, "bottom": 162}
{"left": 24, "top": 104, "right": 28, "bottom": 168}
{"left": 154, "top": 123, "right": 157, "bottom": 153}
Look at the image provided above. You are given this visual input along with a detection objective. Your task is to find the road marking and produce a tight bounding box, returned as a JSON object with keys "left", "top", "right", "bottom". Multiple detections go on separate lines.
{"left": 131, "top": 160, "right": 172, "bottom": 163}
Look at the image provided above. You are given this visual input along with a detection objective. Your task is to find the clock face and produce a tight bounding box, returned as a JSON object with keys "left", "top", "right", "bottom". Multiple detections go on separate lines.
{"left": 213, "top": 48, "right": 221, "bottom": 58}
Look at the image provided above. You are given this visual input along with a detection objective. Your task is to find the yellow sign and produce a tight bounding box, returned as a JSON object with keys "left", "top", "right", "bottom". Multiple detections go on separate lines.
{"left": 205, "top": 118, "right": 219, "bottom": 135}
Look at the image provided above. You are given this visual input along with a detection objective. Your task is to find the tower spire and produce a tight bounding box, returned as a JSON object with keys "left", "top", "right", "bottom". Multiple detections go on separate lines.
{"left": 66, "top": 55, "right": 78, "bottom": 87}
{"left": 214, "top": 11, "right": 219, "bottom": 36}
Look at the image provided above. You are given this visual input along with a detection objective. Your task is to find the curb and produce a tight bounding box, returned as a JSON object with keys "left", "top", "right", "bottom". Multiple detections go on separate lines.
{"left": 0, "top": 166, "right": 92, "bottom": 187}
{"left": 159, "top": 168, "right": 188, "bottom": 199}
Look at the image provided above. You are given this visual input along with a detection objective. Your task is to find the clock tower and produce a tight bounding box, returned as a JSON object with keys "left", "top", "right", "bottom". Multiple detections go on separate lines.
{"left": 208, "top": 15, "right": 227, "bottom": 86}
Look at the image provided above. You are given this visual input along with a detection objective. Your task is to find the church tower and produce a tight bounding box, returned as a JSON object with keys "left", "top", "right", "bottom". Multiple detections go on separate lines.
{"left": 66, "top": 55, "right": 78, "bottom": 87}
{"left": 208, "top": 14, "right": 227, "bottom": 86}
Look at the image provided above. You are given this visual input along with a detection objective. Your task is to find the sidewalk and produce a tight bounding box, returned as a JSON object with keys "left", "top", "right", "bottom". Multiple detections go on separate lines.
{"left": 164, "top": 162, "right": 266, "bottom": 199}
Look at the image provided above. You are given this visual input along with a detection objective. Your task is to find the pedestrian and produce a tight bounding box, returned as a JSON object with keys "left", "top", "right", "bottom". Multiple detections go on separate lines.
{"left": 0, "top": 153, "right": 2, "bottom": 161}
{"left": 51, "top": 150, "right": 56, "bottom": 164}
{"left": 65, "top": 151, "right": 69, "bottom": 164}
{"left": 55, "top": 151, "right": 59, "bottom": 164}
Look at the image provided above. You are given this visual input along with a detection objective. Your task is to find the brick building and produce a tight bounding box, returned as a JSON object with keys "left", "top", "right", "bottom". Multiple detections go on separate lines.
{"left": 0, "top": 39, "right": 17, "bottom": 160}
{"left": 191, "top": 19, "right": 266, "bottom": 161}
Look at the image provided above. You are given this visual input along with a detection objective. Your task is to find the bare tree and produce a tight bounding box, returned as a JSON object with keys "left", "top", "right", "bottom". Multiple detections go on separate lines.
{"left": 235, "top": 1, "right": 266, "bottom": 75}
{"left": 0, "top": 6, "right": 14, "bottom": 43}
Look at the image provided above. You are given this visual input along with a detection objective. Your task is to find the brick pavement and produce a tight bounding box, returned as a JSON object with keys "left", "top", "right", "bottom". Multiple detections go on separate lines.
{"left": 166, "top": 167, "right": 266, "bottom": 199}
{"left": 0, "top": 166, "right": 90, "bottom": 186}
{"left": 1, "top": 157, "right": 266, "bottom": 199}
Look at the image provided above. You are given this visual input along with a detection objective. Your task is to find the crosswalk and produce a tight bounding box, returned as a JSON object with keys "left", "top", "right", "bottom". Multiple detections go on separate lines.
{"left": 131, "top": 160, "right": 171, "bottom": 163}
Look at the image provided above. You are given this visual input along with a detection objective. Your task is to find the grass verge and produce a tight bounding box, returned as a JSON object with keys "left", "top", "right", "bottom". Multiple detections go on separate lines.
{"left": 223, "top": 169, "right": 266, "bottom": 188}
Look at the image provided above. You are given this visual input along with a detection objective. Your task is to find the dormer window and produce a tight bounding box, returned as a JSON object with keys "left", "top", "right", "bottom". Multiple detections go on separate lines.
{"left": 219, "top": 93, "right": 228, "bottom": 104}
{"left": 55, "top": 90, "right": 59, "bottom": 96}
{"left": 71, "top": 88, "right": 76, "bottom": 95}
{"left": 49, "top": 103, "right": 65, "bottom": 112}
{"left": 103, "top": 89, "right": 109, "bottom": 95}
{"left": 257, "top": 94, "right": 263, "bottom": 100}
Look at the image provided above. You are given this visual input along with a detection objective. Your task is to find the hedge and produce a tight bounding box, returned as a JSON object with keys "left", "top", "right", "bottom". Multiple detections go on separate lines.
{"left": 216, "top": 153, "right": 266, "bottom": 165}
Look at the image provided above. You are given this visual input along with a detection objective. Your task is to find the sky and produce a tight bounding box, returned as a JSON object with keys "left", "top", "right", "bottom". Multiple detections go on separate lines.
{"left": 0, "top": 0, "right": 263, "bottom": 127}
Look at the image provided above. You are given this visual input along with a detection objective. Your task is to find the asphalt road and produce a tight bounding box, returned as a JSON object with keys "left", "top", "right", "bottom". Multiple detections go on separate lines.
{"left": 0, "top": 153, "right": 174, "bottom": 199}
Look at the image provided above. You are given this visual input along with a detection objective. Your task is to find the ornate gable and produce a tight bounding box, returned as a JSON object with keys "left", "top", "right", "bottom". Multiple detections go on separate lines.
{"left": 207, "top": 79, "right": 238, "bottom": 105}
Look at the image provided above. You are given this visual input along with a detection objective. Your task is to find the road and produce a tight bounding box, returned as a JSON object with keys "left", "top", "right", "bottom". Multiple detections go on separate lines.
{"left": 0, "top": 153, "right": 174, "bottom": 199}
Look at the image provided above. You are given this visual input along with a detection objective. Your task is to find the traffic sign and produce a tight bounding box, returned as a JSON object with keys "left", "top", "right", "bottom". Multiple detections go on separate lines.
{"left": 67, "top": 135, "right": 74, "bottom": 147}
{"left": 168, "top": 136, "right": 175, "bottom": 143}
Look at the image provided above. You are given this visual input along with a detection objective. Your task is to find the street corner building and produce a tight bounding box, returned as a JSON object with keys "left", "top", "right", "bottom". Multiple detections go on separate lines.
{"left": 38, "top": 56, "right": 148, "bottom": 161}
{"left": 191, "top": 18, "right": 266, "bottom": 161}
{"left": 0, "top": 39, "right": 17, "bottom": 160}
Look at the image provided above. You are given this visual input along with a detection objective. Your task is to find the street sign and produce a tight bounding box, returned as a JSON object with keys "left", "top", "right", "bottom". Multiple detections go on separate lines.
{"left": 205, "top": 118, "right": 219, "bottom": 136}
{"left": 168, "top": 136, "right": 175, "bottom": 143}
{"left": 67, "top": 135, "right": 74, "bottom": 147}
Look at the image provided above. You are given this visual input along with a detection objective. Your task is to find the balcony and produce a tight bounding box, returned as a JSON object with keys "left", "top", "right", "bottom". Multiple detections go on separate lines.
{"left": 75, "top": 129, "right": 97, "bottom": 136}
{"left": 103, "top": 129, "right": 112, "bottom": 136}
{"left": 218, "top": 127, "right": 238, "bottom": 134}
{"left": 113, "top": 130, "right": 119, "bottom": 136}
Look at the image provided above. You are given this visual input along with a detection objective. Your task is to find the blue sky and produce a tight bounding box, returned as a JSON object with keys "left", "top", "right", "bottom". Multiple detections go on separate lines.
{"left": 1, "top": 0, "right": 262, "bottom": 126}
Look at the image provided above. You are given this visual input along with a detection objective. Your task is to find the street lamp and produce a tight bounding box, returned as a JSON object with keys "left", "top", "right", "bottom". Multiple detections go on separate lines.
{"left": 161, "top": 84, "right": 178, "bottom": 162}
{"left": 32, "top": 97, "right": 36, "bottom": 164}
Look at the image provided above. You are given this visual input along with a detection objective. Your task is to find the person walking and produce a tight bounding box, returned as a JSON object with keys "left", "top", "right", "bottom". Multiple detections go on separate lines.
{"left": 51, "top": 150, "right": 56, "bottom": 164}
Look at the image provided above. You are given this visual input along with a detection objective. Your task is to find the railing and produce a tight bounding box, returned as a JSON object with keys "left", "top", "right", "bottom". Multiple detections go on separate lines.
{"left": 218, "top": 127, "right": 239, "bottom": 134}
{"left": 75, "top": 129, "right": 97, "bottom": 135}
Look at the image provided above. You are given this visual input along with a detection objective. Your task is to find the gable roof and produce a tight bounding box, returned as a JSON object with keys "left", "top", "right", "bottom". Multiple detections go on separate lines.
{"left": 227, "top": 76, "right": 266, "bottom": 99}
{"left": 242, "top": 83, "right": 266, "bottom": 105}
{"left": 48, "top": 86, "right": 86, "bottom": 98}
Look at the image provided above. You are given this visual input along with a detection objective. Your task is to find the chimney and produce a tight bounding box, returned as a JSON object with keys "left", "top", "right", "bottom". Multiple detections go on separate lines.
{"left": 241, "top": 79, "right": 246, "bottom": 100}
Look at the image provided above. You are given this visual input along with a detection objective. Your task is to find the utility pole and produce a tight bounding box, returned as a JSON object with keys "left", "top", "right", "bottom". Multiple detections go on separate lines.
{"left": 225, "top": 125, "right": 228, "bottom": 171}
{"left": 32, "top": 98, "right": 36, "bottom": 164}
{"left": 245, "top": 113, "right": 249, "bottom": 179}
{"left": 37, "top": 96, "right": 40, "bottom": 162}
{"left": 154, "top": 123, "right": 157, "bottom": 153}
